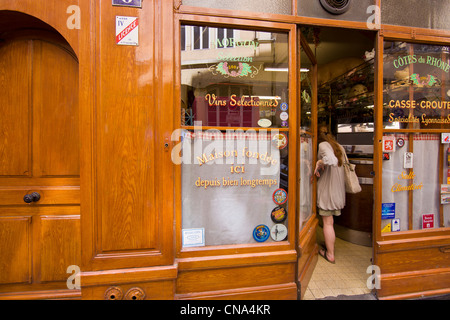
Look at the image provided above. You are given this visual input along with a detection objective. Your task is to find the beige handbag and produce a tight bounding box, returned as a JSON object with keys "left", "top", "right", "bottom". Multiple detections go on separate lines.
{"left": 342, "top": 152, "right": 362, "bottom": 194}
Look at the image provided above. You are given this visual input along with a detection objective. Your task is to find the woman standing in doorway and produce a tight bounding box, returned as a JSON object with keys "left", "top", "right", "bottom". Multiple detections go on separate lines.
{"left": 314, "top": 126, "right": 346, "bottom": 264}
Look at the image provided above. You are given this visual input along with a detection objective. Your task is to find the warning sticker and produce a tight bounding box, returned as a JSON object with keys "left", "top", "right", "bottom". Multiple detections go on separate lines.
{"left": 116, "top": 16, "right": 139, "bottom": 46}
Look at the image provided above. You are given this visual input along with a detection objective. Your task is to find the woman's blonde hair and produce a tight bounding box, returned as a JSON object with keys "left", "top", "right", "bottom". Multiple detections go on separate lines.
{"left": 318, "top": 125, "right": 343, "bottom": 166}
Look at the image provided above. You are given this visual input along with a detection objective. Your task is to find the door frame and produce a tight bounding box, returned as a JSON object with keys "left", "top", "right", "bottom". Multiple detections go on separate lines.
{"left": 296, "top": 26, "right": 319, "bottom": 299}
{"left": 296, "top": 24, "right": 380, "bottom": 299}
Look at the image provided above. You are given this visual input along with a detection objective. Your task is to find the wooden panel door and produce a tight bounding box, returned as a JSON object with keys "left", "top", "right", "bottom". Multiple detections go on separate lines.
{"left": 0, "top": 36, "right": 80, "bottom": 298}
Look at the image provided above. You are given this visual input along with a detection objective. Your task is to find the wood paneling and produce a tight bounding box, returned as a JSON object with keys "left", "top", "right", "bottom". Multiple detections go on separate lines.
{"left": 297, "top": 217, "right": 319, "bottom": 299}
{"left": 0, "top": 40, "right": 30, "bottom": 177}
{"left": 80, "top": 0, "right": 175, "bottom": 273}
{"left": 32, "top": 41, "right": 79, "bottom": 177}
{"left": 39, "top": 216, "right": 81, "bottom": 282}
{"left": 82, "top": 280, "right": 175, "bottom": 300}
{"left": 176, "top": 283, "right": 297, "bottom": 300}
{"left": 0, "top": 217, "right": 31, "bottom": 285}
{"left": 379, "top": 268, "right": 450, "bottom": 299}
{"left": 176, "top": 263, "right": 296, "bottom": 294}
{"left": 377, "top": 247, "right": 450, "bottom": 274}
{"left": 95, "top": 1, "right": 156, "bottom": 253}
{"left": 0, "top": 187, "right": 79, "bottom": 206}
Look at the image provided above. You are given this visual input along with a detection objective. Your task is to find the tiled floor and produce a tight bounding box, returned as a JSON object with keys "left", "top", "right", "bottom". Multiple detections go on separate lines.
{"left": 303, "top": 229, "right": 373, "bottom": 300}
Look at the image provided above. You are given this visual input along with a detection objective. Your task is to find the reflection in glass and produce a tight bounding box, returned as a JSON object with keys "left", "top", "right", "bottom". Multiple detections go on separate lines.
{"left": 300, "top": 46, "right": 312, "bottom": 131}
{"left": 299, "top": 133, "right": 313, "bottom": 230}
{"left": 181, "top": 26, "right": 289, "bottom": 129}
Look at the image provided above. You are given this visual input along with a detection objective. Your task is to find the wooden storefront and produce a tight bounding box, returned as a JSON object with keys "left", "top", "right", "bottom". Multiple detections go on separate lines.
{"left": 0, "top": 0, "right": 449, "bottom": 300}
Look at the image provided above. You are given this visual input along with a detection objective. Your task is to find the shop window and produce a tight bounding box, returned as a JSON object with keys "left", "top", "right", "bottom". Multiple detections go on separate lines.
{"left": 382, "top": 42, "right": 450, "bottom": 232}
{"left": 179, "top": 25, "right": 290, "bottom": 247}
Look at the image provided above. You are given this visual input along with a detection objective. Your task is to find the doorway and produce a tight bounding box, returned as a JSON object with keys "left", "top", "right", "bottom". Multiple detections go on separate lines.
{"left": 0, "top": 12, "right": 80, "bottom": 299}
{"left": 300, "top": 26, "right": 376, "bottom": 299}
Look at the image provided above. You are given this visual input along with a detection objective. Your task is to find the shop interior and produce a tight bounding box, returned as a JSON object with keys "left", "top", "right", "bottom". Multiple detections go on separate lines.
{"left": 300, "top": 26, "right": 376, "bottom": 299}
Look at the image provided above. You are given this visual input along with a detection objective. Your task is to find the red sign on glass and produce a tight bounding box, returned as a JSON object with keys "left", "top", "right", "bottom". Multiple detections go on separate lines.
{"left": 422, "top": 214, "right": 434, "bottom": 229}
{"left": 383, "top": 136, "right": 395, "bottom": 153}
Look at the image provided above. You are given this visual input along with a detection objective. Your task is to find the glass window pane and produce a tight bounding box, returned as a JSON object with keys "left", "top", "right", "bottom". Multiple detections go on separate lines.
{"left": 180, "top": 129, "right": 288, "bottom": 246}
{"left": 411, "top": 134, "right": 440, "bottom": 230}
{"left": 181, "top": 26, "right": 289, "bottom": 128}
{"left": 383, "top": 42, "right": 450, "bottom": 130}
{"left": 299, "top": 133, "right": 313, "bottom": 230}
{"left": 382, "top": 42, "right": 450, "bottom": 233}
{"left": 381, "top": 133, "right": 445, "bottom": 231}
{"left": 300, "top": 48, "right": 312, "bottom": 131}
{"left": 193, "top": 26, "right": 200, "bottom": 50}
{"left": 180, "top": 25, "right": 290, "bottom": 247}
{"left": 181, "top": 26, "right": 186, "bottom": 51}
{"left": 381, "top": 134, "right": 410, "bottom": 231}
{"left": 202, "top": 27, "right": 209, "bottom": 49}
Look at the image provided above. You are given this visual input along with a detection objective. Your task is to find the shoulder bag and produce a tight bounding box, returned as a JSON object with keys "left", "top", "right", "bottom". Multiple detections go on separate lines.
{"left": 342, "top": 151, "right": 362, "bottom": 194}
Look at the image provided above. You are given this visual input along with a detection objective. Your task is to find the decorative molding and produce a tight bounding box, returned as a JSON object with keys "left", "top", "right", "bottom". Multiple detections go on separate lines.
{"left": 174, "top": 0, "right": 182, "bottom": 11}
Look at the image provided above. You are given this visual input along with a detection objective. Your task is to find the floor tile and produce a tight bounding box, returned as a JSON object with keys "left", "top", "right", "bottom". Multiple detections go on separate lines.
{"left": 304, "top": 229, "right": 373, "bottom": 300}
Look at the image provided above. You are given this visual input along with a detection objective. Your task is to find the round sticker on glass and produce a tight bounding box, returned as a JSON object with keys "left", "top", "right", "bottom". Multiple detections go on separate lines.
{"left": 272, "top": 188, "right": 288, "bottom": 205}
{"left": 271, "top": 224, "right": 288, "bottom": 241}
{"left": 272, "top": 132, "right": 288, "bottom": 149}
{"left": 280, "top": 112, "right": 289, "bottom": 121}
{"left": 271, "top": 206, "right": 287, "bottom": 223}
{"left": 253, "top": 224, "right": 270, "bottom": 242}
{"left": 280, "top": 102, "right": 288, "bottom": 111}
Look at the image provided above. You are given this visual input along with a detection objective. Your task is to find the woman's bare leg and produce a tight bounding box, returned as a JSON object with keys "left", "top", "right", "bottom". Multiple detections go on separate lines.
{"left": 321, "top": 215, "right": 335, "bottom": 262}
